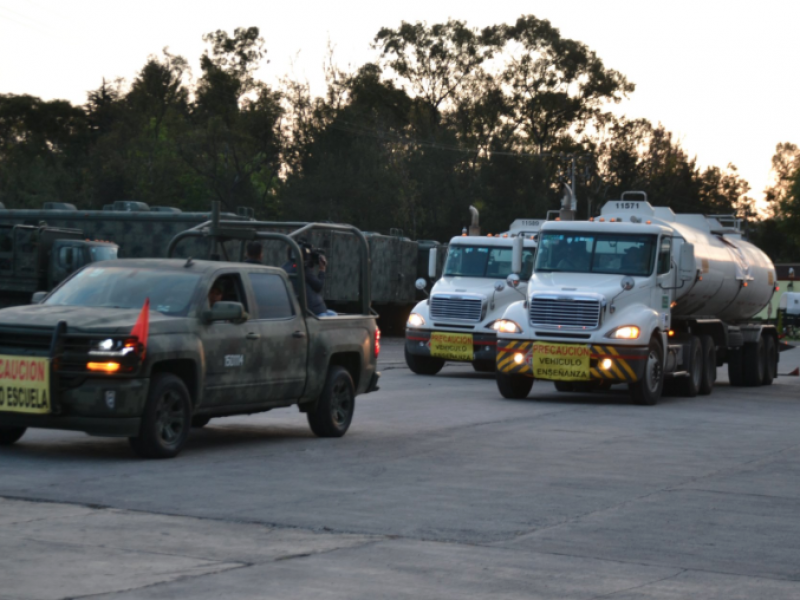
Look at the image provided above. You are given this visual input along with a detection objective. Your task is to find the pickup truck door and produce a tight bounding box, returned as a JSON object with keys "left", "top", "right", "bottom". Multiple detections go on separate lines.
{"left": 246, "top": 271, "right": 308, "bottom": 403}
{"left": 201, "top": 272, "right": 264, "bottom": 407}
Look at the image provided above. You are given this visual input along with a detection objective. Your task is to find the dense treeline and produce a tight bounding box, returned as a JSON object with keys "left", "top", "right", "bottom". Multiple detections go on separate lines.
{"left": 0, "top": 18, "right": 798, "bottom": 255}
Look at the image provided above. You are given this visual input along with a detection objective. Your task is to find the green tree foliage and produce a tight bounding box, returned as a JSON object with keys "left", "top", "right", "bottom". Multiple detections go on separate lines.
{"left": 0, "top": 17, "right": 768, "bottom": 245}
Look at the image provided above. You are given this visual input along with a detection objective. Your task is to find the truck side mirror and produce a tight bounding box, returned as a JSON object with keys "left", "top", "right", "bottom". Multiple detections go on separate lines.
{"left": 428, "top": 247, "right": 437, "bottom": 279}
{"left": 203, "top": 301, "right": 248, "bottom": 324}
{"left": 31, "top": 291, "right": 47, "bottom": 304}
{"left": 511, "top": 236, "right": 523, "bottom": 275}
{"left": 679, "top": 243, "right": 696, "bottom": 281}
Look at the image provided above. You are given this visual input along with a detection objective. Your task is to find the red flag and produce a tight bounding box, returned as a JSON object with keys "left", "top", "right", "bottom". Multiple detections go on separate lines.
{"left": 130, "top": 298, "right": 150, "bottom": 358}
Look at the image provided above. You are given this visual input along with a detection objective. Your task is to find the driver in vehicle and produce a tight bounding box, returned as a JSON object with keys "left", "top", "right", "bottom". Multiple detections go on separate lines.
{"left": 208, "top": 281, "right": 224, "bottom": 308}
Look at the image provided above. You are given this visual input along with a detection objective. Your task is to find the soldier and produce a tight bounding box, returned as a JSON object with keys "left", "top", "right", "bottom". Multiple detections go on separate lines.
{"left": 208, "top": 281, "right": 223, "bottom": 307}
{"left": 244, "top": 241, "right": 263, "bottom": 264}
{"left": 283, "top": 242, "right": 336, "bottom": 317}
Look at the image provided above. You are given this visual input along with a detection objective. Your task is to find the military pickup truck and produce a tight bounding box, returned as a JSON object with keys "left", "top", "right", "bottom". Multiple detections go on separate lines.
{"left": 0, "top": 256, "right": 380, "bottom": 458}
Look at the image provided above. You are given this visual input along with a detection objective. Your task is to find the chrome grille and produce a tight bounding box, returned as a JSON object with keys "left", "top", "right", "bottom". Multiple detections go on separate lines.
{"left": 529, "top": 297, "right": 601, "bottom": 329}
{"left": 430, "top": 296, "right": 483, "bottom": 322}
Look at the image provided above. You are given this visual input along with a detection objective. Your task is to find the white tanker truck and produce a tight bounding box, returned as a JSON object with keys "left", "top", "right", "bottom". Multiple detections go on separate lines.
{"left": 404, "top": 217, "right": 541, "bottom": 375}
{"left": 493, "top": 192, "right": 779, "bottom": 405}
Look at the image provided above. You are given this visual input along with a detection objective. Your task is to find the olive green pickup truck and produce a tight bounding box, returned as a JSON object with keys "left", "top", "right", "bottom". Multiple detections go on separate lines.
{"left": 0, "top": 258, "right": 380, "bottom": 458}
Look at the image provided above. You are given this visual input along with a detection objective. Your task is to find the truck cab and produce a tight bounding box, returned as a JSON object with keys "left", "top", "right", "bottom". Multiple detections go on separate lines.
{"left": 404, "top": 220, "right": 540, "bottom": 375}
{"left": 0, "top": 224, "right": 118, "bottom": 307}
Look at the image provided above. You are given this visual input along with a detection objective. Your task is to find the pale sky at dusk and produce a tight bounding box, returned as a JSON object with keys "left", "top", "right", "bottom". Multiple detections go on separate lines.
{"left": 1, "top": 0, "right": 797, "bottom": 209}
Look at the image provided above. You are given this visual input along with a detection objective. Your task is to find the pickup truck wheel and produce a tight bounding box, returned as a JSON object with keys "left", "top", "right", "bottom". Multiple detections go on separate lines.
{"left": 308, "top": 366, "right": 355, "bottom": 438}
{"left": 743, "top": 338, "right": 766, "bottom": 387}
{"left": 699, "top": 335, "right": 716, "bottom": 395}
{"left": 129, "top": 374, "right": 192, "bottom": 459}
{"left": 405, "top": 348, "right": 445, "bottom": 375}
{"left": 0, "top": 426, "right": 26, "bottom": 446}
{"left": 676, "top": 336, "right": 702, "bottom": 397}
{"left": 496, "top": 372, "right": 533, "bottom": 399}
{"left": 763, "top": 335, "right": 777, "bottom": 385}
{"left": 472, "top": 360, "right": 495, "bottom": 373}
{"left": 629, "top": 337, "right": 663, "bottom": 406}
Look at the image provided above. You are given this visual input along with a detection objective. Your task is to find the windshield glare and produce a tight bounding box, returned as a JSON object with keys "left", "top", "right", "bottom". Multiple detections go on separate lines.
{"left": 535, "top": 233, "right": 657, "bottom": 277}
{"left": 45, "top": 266, "right": 200, "bottom": 316}
{"left": 444, "top": 246, "right": 535, "bottom": 280}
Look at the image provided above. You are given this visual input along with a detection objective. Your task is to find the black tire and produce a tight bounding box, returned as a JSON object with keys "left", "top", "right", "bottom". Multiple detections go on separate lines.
{"left": 496, "top": 372, "right": 534, "bottom": 399}
{"left": 699, "top": 335, "right": 716, "bottom": 395}
{"left": 308, "top": 366, "right": 355, "bottom": 438}
{"left": 0, "top": 426, "right": 26, "bottom": 446}
{"left": 728, "top": 347, "right": 744, "bottom": 386}
{"left": 405, "top": 348, "right": 445, "bottom": 375}
{"left": 676, "top": 336, "right": 702, "bottom": 397}
{"left": 472, "top": 360, "right": 496, "bottom": 373}
{"left": 743, "top": 337, "right": 766, "bottom": 387}
{"left": 554, "top": 381, "right": 574, "bottom": 392}
{"left": 763, "top": 335, "right": 778, "bottom": 386}
{"left": 629, "top": 337, "right": 664, "bottom": 406}
{"left": 129, "top": 374, "right": 192, "bottom": 459}
{"left": 191, "top": 416, "right": 211, "bottom": 428}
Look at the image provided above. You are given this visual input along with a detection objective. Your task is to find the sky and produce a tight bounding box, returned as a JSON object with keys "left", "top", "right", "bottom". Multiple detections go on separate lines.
{"left": 1, "top": 0, "right": 798, "bottom": 209}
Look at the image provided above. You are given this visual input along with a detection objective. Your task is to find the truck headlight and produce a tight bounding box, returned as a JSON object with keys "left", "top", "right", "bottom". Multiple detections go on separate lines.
{"left": 607, "top": 326, "right": 640, "bottom": 339}
{"left": 493, "top": 319, "right": 521, "bottom": 334}
{"left": 407, "top": 313, "right": 425, "bottom": 328}
{"left": 89, "top": 338, "right": 137, "bottom": 357}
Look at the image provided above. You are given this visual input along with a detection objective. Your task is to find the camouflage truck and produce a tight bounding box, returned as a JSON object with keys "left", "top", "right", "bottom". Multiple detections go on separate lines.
{"left": 0, "top": 224, "right": 380, "bottom": 458}
{"left": 0, "top": 201, "right": 442, "bottom": 329}
{"left": 0, "top": 223, "right": 118, "bottom": 308}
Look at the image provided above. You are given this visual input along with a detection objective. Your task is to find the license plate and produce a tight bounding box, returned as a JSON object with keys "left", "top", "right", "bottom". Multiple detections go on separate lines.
{"left": 430, "top": 332, "right": 473, "bottom": 361}
{"left": 531, "top": 342, "right": 591, "bottom": 381}
{"left": 0, "top": 355, "right": 51, "bottom": 415}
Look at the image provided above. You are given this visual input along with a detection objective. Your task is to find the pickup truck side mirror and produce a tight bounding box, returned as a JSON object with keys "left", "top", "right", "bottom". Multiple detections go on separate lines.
{"left": 679, "top": 243, "right": 696, "bottom": 281}
{"left": 203, "top": 301, "right": 248, "bottom": 324}
{"left": 31, "top": 291, "right": 47, "bottom": 304}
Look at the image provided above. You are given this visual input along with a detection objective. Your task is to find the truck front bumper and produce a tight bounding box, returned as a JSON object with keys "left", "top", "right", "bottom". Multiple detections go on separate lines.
{"left": 405, "top": 329, "right": 497, "bottom": 362}
{"left": 496, "top": 339, "right": 650, "bottom": 383}
{"left": 0, "top": 377, "right": 148, "bottom": 437}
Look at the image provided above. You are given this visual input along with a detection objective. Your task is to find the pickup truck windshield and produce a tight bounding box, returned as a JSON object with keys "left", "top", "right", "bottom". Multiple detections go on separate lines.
{"left": 535, "top": 232, "right": 657, "bottom": 277}
{"left": 45, "top": 266, "right": 201, "bottom": 316}
{"left": 444, "top": 246, "right": 535, "bottom": 280}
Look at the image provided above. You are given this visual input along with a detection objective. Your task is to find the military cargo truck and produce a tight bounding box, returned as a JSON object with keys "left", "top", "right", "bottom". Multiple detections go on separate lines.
{"left": 0, "top": 224, "right": 118, "bottom": 308}
{"left": 0, "top": 222, "right": 380, "bottom": 458}
{"left": 0, "top": 202, "right": 443, "bottom": 328}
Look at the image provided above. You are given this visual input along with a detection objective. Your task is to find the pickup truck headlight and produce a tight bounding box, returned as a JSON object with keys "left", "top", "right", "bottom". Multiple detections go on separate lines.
{"left": 89, "top": 338, "right": 138, "bottom": 357}
{"left": 492, "top": 319, "right": 522, "bottom": 334}
{"left": 607, "top": 326, "right": 640, "bottom": 339}
{"left": 407, "top": 313, "right": 425, "bottom": 328}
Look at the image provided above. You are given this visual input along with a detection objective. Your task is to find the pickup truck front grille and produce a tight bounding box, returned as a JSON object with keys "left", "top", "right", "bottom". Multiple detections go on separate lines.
{"left": 0, "top": 329, "right": 53, "bottom": 353}
{"left": 529, "top": 297, "right": 602, "bottom": 329}
{"left": 430, "top": 296, "right": 483, "bottom": 322}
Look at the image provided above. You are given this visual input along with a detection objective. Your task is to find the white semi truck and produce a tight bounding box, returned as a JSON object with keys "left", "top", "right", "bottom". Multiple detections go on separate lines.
{"left": 494, "top": 192, "right": 779, "bottom": 405}
{"left": 404, "top": 219, "right": 542, "bottom": 375}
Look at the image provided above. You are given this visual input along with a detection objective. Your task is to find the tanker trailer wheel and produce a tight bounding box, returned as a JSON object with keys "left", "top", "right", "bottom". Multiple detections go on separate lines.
{"left": 405, "top": 348, "right": 445, "bottom": 375}
{"left": 629, "top": 337, "right": 664, "bottom": 406}
{"left": 698, "top": 335, "right": 717, "bottom": 395}
{"left": 762, "top": 335, "right": 778, "bottom": 386}
{"left": 727, "top": 347, "right": 745, "bottom": 386}
{"left": 676, "top": 336, "right": 703, "bottom": 397}
{"left": 497, "top": 372, "right": 534, "bottom": 399}
{"left": 743, "top": 337, "right": 766, "bottom": 387}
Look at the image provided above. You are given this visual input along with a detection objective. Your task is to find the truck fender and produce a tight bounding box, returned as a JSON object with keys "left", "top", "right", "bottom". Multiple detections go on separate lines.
{"left": 500, "top": 300, "right": 527, "bottom": 330}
